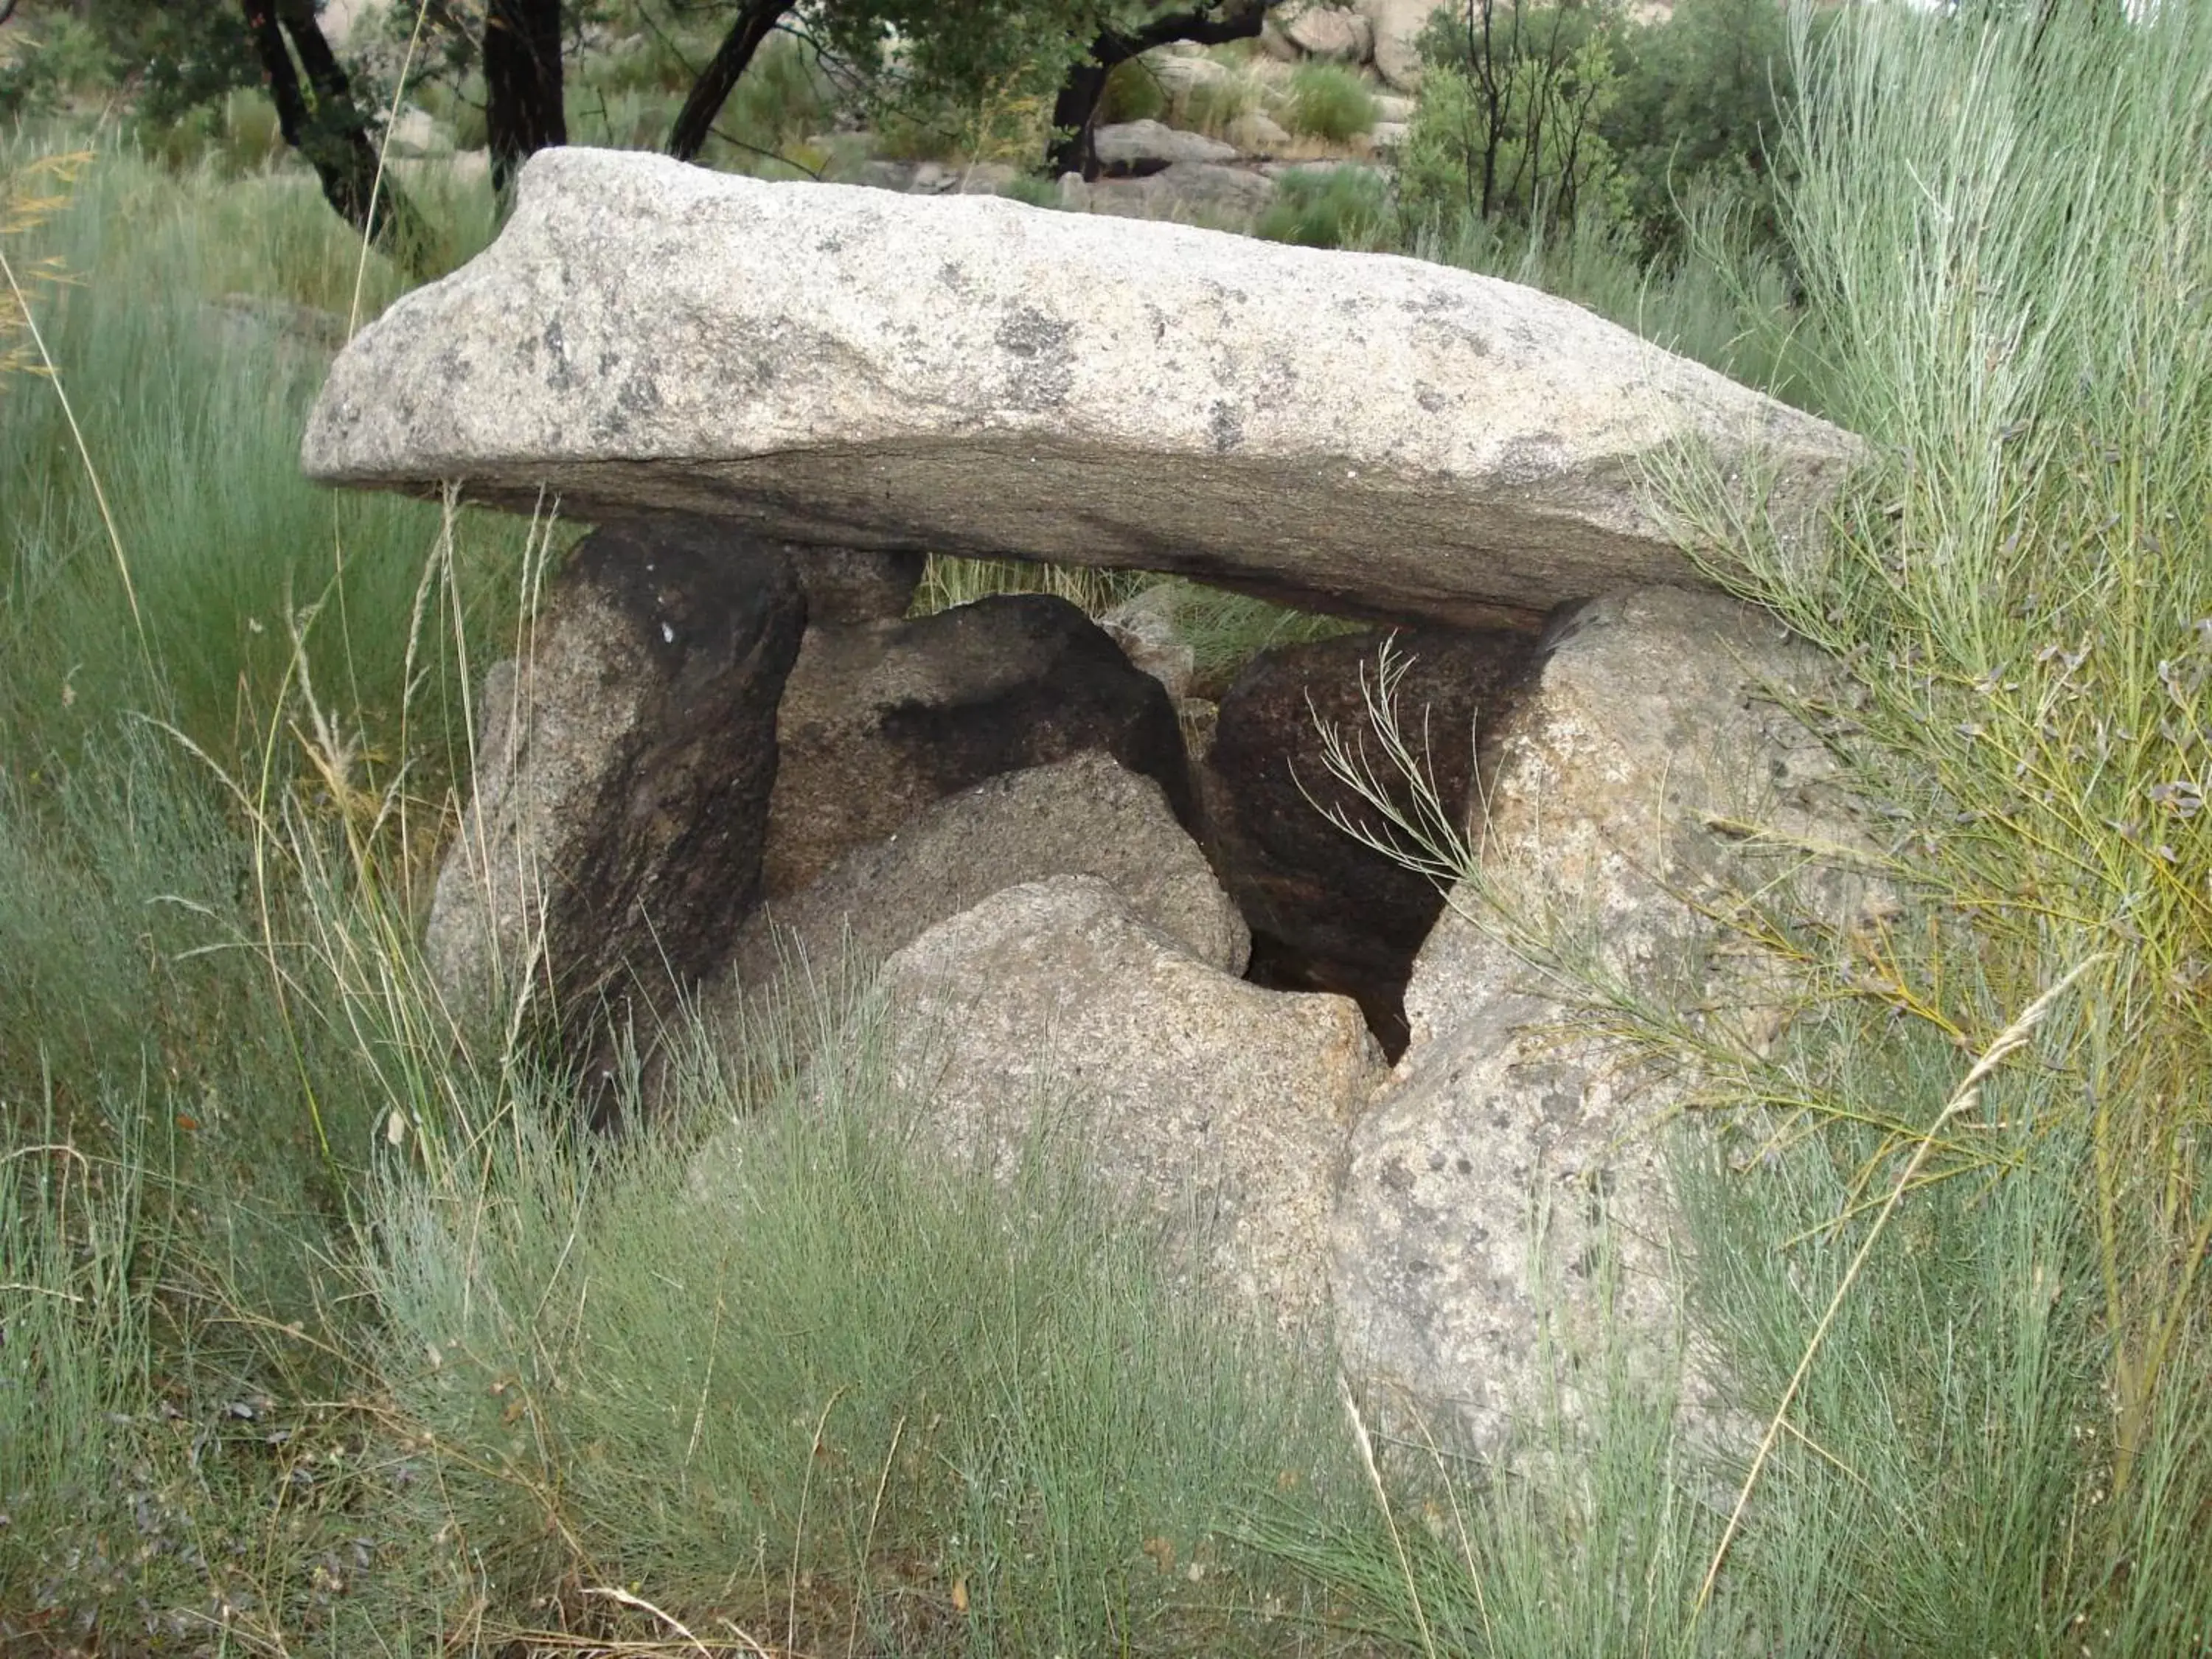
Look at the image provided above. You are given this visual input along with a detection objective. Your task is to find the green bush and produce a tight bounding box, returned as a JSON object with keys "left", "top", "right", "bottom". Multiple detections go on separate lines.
{"left": 1178, "top": 71, "right": 1256, "bottom": 136}
{"left": 445, "top": 73, "right": 490, "bottom": 150}
{"left": 997, "top": 171, "right": 1065, "bottom": 209}
{"left": 1256, "top": 164, "right": 1394, "bottom": 248}
{"left": 1601, "top": 0, "right": 1815, "bottom": 255}
{"left": 0, "top": 15, "right": 114, "bottom": 120}
{"left": 565, "top": 83, "right": 682, "bottom": 150}
{"left": 723, "top": 33, "right": 835, "bottom": 152}
{"left": 1284, "top": 60, "right": 1375, "bottom": 142}
{"left": 1408, "top": 0, "right": 1810, "bottom": 256}
{"left": 1401, "top": 7, "right": 1627, "bottom": 239}
{"left": 138, "top": 87, "right": 289, "bottom": 176}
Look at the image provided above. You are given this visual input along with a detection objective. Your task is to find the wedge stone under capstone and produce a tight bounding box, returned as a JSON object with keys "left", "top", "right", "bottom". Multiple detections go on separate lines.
{"left": 302, "top": 147, "right": 1860, "bottom": 629}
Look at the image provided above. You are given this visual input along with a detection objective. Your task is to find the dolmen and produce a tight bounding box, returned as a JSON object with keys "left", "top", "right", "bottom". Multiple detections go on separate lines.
{"left": 303, "top": 146, "right": 1877, "bottom": 1462}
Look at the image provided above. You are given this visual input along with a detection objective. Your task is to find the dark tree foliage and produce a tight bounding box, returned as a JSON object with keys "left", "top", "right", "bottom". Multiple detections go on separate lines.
{"left": 661, "top": 0, "right": 1287, "bottom": 178}
{"left": 1413, "top": 0, "right": 1616, "bottom": 229}
{"left": 1601, "top": 0, "right": 1804, "bottom": 253}
{"left": 484, "top": 0, "right": 568, "bottom": 191}
{"left": 1044, "top": 0, "right": 1281, "bottom": 180}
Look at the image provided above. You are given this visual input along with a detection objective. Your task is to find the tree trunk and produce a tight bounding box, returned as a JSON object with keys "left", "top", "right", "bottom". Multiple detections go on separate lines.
{"left": 485, "top": 0, "right": 568, "bottom": 195}
{"left": 667, "top": 0, "right": 790, "bottom": 164}
{"left": 1044, "top": 56, "right": 1112, "bottom": 179}
{"left": 243, "top": 0, "right": 426, "bottom": 264}
{"left": 1041, "top": 1, "right": 1284, "bottom": 182}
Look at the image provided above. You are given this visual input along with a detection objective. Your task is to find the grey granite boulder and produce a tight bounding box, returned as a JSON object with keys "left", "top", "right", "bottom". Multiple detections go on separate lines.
{"left": 1331, "top": 587, "right": 1888, "bottom": 1457}
{"left": 1281, "top": 4, "right": 1376, "bottom": 62}
{"left": 883, "top": 875, "right": 1382, "bottom": 1324}
{"left": 1093, "top": 119, "right": 1241, "bottom": 169}
{"left": 1060, "top": 160, "right": 1281, "bottom": 223}
{"left": 726, "top": 751, "right": 1248, "bottom": 996}
{"left": 302, "top": 147, "right": 1860, "bottom": 632}
{"left": 1357, "top": 0, "right": 1435, "bottom": 88}
{"left": 759, "top": 594, "right": 1190, "bottom": 899}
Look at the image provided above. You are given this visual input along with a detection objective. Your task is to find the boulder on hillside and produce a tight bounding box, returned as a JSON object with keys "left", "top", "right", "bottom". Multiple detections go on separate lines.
{"left": 1357, "top": 0, "right": 1436, "bottom": 88}
{"left": 302, "top": 147, "right": 1863, "bottom": 633}
{"left": 726, "top": 751, "right": 1248, "bottom": 998}
{"left": 1093, "top": 119, "right": 1240, "bottom": 170}
{"left": 1284, "top": 4, "right": 1376, "bottom": 61}
{"left": 853, "top": 159, "right": 1020, "bottom": 196}
{"left": 1227, "top": 109, "right": 1294, "bottom": 153}
{"left": 1147, "top": 53, "right": 1233, "bottom": 99}
{"left": 761, "top": 593, "right": 1191, "bottom": 899}
{"left": 425, "top": 517, "right": 803, "bottom": 1046}
{"left": 1065, "top": 161, "right": 1280, "bottom": 223}
{"left": 881, "top": 875, "right": 1383, "bottom": 1324}
{"left": 1201, "top": 625, "right": 1533, "bottom": 1055}
{"left": 1330, "top": 587, "right": 1891, "bottom": 1460}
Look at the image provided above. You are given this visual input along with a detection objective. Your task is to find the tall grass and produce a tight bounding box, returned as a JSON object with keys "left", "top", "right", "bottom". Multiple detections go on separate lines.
{"left": 0, "top": 133, "right": 531, "bottom": 1637}
{"left": 1, "top": 128, "right": 1367, "bottom": 1652}
{"left": 1683, "top": 0, "right": 2212, "bottom": 1545}
{"left": 1411, "top": 184, "right": 1809, "bottom": 397}
{"left": 1284, "top": 63, "right": 1377, "bottom": 145}
{"left": 1307, "top": 4, "right": 2212, "bottom": 1650}
{"left": 358, "top": 987, "right": 1360, "bottom": 1651}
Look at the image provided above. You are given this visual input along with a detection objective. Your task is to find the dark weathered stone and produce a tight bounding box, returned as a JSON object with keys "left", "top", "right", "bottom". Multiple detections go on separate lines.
{"left": 425, "top": 516, "right": 804, "bottom": 1056}
{"left": 762, "top": 594, "right": 1192, "bottom": 899}
{"left": 790, "top": 544, "right": 926, "bottom": 625}
{"left": 1201, "top": 626, "right": 1534, "bottom": 1055}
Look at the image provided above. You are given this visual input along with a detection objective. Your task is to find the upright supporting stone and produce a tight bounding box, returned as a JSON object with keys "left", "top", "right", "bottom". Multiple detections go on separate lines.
{"left": 1331, "top": 588, "right": 1891, "bottom": 1459}
{"left": 427, "top": 517, "right": 804, "bottom": 1072}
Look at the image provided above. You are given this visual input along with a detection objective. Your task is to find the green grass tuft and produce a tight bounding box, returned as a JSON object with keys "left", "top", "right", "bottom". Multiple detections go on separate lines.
{"left": 1284, "top": 63, "right": 1376, "bottom": 144}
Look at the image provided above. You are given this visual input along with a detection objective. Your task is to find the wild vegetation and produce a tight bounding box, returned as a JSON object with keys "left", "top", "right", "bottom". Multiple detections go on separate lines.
{"left": 3, "top": 0, "right": 2208, "bottom": 1653}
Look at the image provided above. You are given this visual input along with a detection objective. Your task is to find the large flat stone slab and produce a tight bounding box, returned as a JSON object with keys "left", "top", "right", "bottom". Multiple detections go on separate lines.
{"left": 302, "top": 147, "right": 1860, "bottom": 630}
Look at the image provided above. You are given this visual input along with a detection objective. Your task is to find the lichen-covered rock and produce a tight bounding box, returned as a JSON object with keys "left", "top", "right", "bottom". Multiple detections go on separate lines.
{"left": 1093, "top": 119, "right": 1241, "bottom": 169}
{"left": 1357, "top": 0, "right": 1435, "bottom": 88}
{"left": 1064, "top": 161, "right": 1282, "bottom": 223}
{"left": 1282, "top": 4, "right": 1376, "bottom": 62}
{"left": 302, "top": 147, "right": 1860, "bottom": 632}
{"left": 883, "top": 876, "right": 1382, "bottom": 1324}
